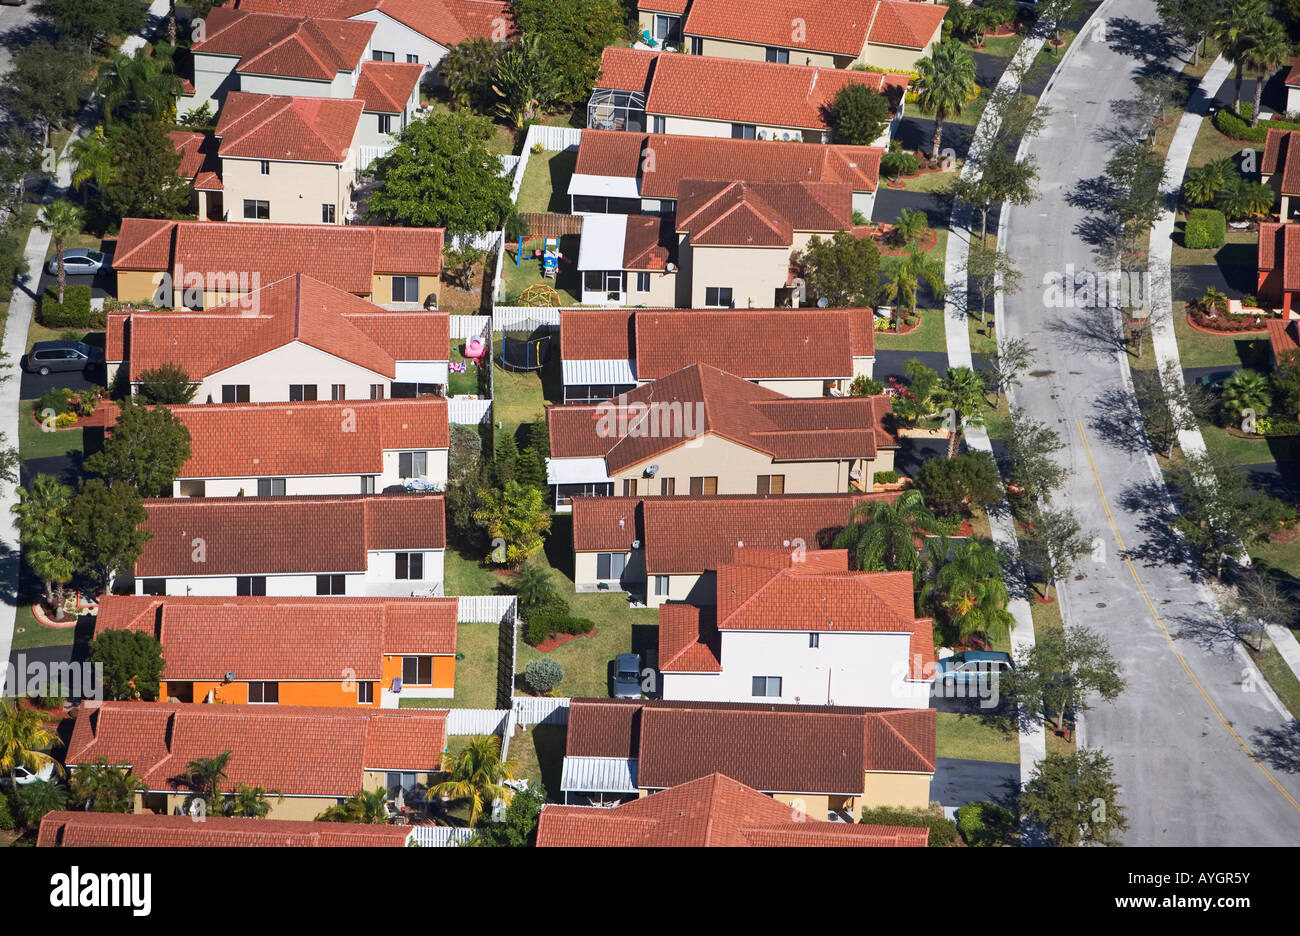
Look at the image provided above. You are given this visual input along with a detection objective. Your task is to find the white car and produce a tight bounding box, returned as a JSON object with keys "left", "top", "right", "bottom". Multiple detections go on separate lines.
{"left": 47, "top": 248, "right": 108, "bottom": 276}
{"left": 0, "top": 763, "right": 55, "bottom": 787}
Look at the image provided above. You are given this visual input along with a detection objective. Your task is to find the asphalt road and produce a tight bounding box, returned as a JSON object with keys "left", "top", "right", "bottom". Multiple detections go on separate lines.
{"left": 999, "top": 1, "right": 1300, "bottom": 845}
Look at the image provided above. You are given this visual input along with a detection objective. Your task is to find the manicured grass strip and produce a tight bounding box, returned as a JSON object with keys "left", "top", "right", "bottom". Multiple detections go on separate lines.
{"left": 936, "top": 711, "right": 1019, "bottom": 763}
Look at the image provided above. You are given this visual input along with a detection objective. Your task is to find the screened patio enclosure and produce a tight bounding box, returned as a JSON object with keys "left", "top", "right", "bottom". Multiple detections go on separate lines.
{"left": 587, "top": 88, "right": 646, "bottom": 132}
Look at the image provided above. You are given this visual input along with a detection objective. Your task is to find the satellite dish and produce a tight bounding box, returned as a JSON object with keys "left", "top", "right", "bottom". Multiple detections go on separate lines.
{"left": 817, "top": 297, "right": 829, "bottom": 308}
{"left": 757, "top": 130, "right": 769, "bottom": 140}
{"left": 781, "top": 132, "right": 791, "bottom": 141}
{"left": 665, "top": 262, "right": 676, "bottom": 272}
{"left": 644, "top": 464, "right": 659, "bottom": 476}
{"left": 632, "top": 539, "right": 642, "bottom": 550}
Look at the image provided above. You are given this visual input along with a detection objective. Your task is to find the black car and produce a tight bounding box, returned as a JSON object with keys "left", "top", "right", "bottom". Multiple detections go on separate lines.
{"left": 25, "top": 340, "right": 104, "bottom": 376}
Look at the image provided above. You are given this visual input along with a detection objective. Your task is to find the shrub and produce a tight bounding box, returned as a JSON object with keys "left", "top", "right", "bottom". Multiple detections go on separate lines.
{"left": 873, "top": 470, "right": 900, "bottom": 485}
{"left": 904, "top": 314, "right": 919, "bottom": 327}
{"left": 36, "top": 386, "right": 73, "bottom": 417}
{"left": 1213, "top": 106, "right": 1300, "bottom": 141}
{"left": 1184, "top": 208, "right": 1225, "bottom": 249}
{"left": 0, "top": 792, "right": 13, "bottom": 831}
{"left": 956, "top": 800, "right": 1016, "bottom": 846}
{"left": 524, "top": 658, "right": 564, "bottom": 694}
{"left": 1254, "top": 416, "right": 1300, "bottom": 436}
{"left": 850, "top": 375, "right": 885, "bottom": 396}
{"left": 38, "top": 284, "right": 92, "bottom": 327}
{"left": 912, "top": 451, "right": 1002, "bottom": 517}
{"left": 881, "top": 151, "right": 920, "bottom": 179}
{"left": 525, "top": 617, "right": 551, "bottom": 646}
{"left": 557, "top": 615, "right": 595, "bottom": 636}
{"left": 859, "top": 804, "right": 958, "bottom": 846}
{"left": 55, "top": 412, "right": 78, "bottom": 428}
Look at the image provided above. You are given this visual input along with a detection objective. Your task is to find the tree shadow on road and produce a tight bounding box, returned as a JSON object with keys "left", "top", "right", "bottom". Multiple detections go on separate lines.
{"left": 1167, "top": 608, "right": 1262, "bottom": 657}
{"left": 1251, "top": 723, "right": 1300, "bottom": 774}
{"left": 1042, "top": 307, "right": 1127, "bottom": 361}
{"left": 1105, "top": 16, "right": 1188, "bottom": 67}
{"left": 1087, "top": 384, "right": 1152, "bottom": 455}
{"left": 1113, "top": 477, "right": 1201, "bottom": 575}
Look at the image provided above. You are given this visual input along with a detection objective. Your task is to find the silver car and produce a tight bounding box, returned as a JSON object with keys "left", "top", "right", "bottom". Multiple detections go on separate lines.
{"left": 47, "top": 248, "right": 108, "bottom": 276}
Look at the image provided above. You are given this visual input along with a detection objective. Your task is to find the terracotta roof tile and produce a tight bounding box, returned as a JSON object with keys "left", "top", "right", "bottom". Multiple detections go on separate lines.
{"left": 233, "top": 0, "right": 515, "bottom": 47}
{"left": 1258, "top": 221, "right": 1300, "bottom": 293}
{"left": 680, "top": 0, "right": 946, "bottom": 56}
{"left": 135, "top": 493, "right": 444, "bottom": 577}
{"left": 66, "top": 701, "right": 447, "bottom": 795}
{"left": 537, "top": 772, "right": 928, "bottom": 846}
{"left": 1266, "top": 317, "right": 1300, "bottom": 363}
{"left": 622, "top": 215, "right": 672, "bottom": 269}
{"left": 96, "top": 594, "right": 458, "bottom": 680}
{"left": 216, "top": 91, "right": 363, "bottom": 163}
{"left": 355, "top": 60, "right": 423, "bottom": 113}
{"left": 676, "top": 179, "right": 852, "bottom": 245}
{"left": 560, "top": 308, "right": 635, "bottom": 362}
{"left": 1262, "top": 129, "right": 1300, "bottom": 194}
{"left": 658, "top": 603, "right": 722, "bottom": 672}
{"left": 196, "top": 9, "right": 373, "bottom": 79}
{"left": 39, "top": 811, "right": 415, "bottom": 847}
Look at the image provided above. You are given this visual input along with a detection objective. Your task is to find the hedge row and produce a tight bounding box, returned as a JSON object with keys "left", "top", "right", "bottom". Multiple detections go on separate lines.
{"left": 1212, "top": 106, "right": 1300, "bottom": 142}
{"left": 1185, "top": 208, "right": 1226, "bottom": 249}
{"left": 38, "top": 284, "right": 95, "bottom": 327}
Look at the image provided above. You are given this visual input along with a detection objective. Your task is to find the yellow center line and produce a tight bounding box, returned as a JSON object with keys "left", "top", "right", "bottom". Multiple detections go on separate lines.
{"left": 1075, "top": 420, "right": 1300, "bottom": 813}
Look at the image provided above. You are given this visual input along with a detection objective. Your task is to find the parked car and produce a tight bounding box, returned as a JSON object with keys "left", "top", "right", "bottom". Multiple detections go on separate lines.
{"left": 47, "top": 248, "right": 108, "bottom": 276}
{"left": 612, "top": 652, "right": 643, "bottom": 699}
{"left": 24, "top": 340, "right": 104, "bottom": 376}
{"left": 934, "top": 650, "right": 1014, "bottom": 694}
{"left": 0, "top": 763, "right": 54, "bottom": 787}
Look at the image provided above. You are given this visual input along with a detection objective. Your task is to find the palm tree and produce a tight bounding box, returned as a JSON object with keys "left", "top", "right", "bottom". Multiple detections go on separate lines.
{"left": 492, "top": 36, "right": 559, "bottom": 129}
{"left": 226, "top": 783, "right": 283, "bottom": 818}
{"left": 12, "top": 475, "right": 78, "bottom": 621}
{"left": 429, "top": 734, "right": 517, "bottom": 827}
{"left": 71, "top": 759, "right": 143, "bottom": 813}
{"left": 921, "top": 537, "right": 1015, "bottom": 646}
{"left": 1181, "top": 158, "right": 1233, "bottom": 208}
{"left": 1220, "top": 368, "right": 1271, "bottom": 424}
{"left": 38, "top": 200, "right": 84, "bottom": 306}
{"left": 1217, "top": 0, "right": 1272, "bottom": 115}
{"left": 69, "top": 128, "right": 117, "bottom": 195}
{"left": 513, "top": 562, "right": 555, "bottom": 613}
{"left": 443, "top": 37, "right": 504, "bottom": 110}
{"left": 914, "top": 41, "right": 978, "bottom": 163}
{"left": 1217, "top": 177, "right": 1275, "bottom": 220}
{"left": 1243, "top": 19, "right": 1291, "bottom": 128}
{"left": 833, "top": 489, "right": 939, "bottom": 573}
{"left": 183, "top": 751, "right": 232, "bottom": 812}
{"left": 890, "top": 207, "right": 928, "bottom": 247}
{"left": 16, "top": 779, "right": 68, "bottom": 830}
{"left": 936, "top": 366, "right": 987, "bottom": 457}
{"left": 316, "top": 788, "right": 390, "bottom": 824}
{"left": 0, "top": 699, "right": 63, "bottom": 788}
{"left": 882, "top": 245, "right": 946, "bottom": 332}
{"left": 99, "top": 48, "right": 183, "bottom": 126}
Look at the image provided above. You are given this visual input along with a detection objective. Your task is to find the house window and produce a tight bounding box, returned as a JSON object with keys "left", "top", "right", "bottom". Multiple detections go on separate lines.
{"left": 316, "top": 574, "right": 346, "bottom": 595}
{"left": 370, "top": 384, "right": 385, "bottom": 400}
{"left": 704, "top": 286, "right": 733, "bottom": 307}
{"left": 221, "top": 384, "right": 250, "bottom": 403}
{"left": 596, "top": 552, "right": 626, "bottom": 581}
{"left": 809, "top": 633, "right": 820, "bottom": 648}
{"left": 236, "top": 576, "right": 266, "bottom": 596}
{"left": 378, "top": 113, "right": 393, "bottom": 134}
{"left": 242, "top": 199, "right": 270, "bottom": 220}
{"left": 398, "top": 451, "right": 427, "bottom": 478}
{"left": 391, "top": 276, "right": 419, "bottom": 302}
{"left": 688, "top": 476, "right": 717, "bottom": 495}
{"left": 757, "top": 474, "right": 785, "bottom": 494}
{"left": 660, "top": 477, "right": 675, "bottom": 495}
{"left": 765, "top": 47, "right": 789, "bottom": 63}
{"left": 289, "top": 384, "right": 317, "bottom": 402}
{"left": 322, "top": 203, "right": 336, "bottom": 224}
{"left": 622, "top": 479, "right": 636, "bottom": 496}
{"left": 361, "top": 475, "right": 376, "bottom": 494}
{"left": 731, "top": 123, "right": 756, "bottom": 140}
{"left": 635, "top": 272, "right": 651, "bottom": 292}
{"left": 653, "top": 13, "right": 681, "bottom": 42}
{"left": 257, "top": 478, "right": 286, "bottom": 497}
{"left": 248, "top": 681, "right": 279, "bottom": 704}
{"left": 652, "top": 115, "right": 665, "bottom": 134}
{"left": 331, "top": 384, "right": 346, "bottom": 400}
{"left": 396, "top": 552, "right": 424, "bottom": 580}
{"left": 751, "top": 676, "right": 782, "bottom": 697}
{"left": 406, "top": 54, "right": 419, "bottom": 64}
{"left": 259, "top": 160, "right": 270, "bottom": 175}
{"left": 373, "top": 50, "right": 395, "bottom": 61}
{"left": 140, "top": 578, "right": 166, "bottom": 596}
{"left": 402, "top": 655, "right": 433, "bottom": 686}
{"left": 386, "top": 772, "right": 417, "bottom": 796}
{"left": 358, "top": 681, "right": 374, "bottom": 704}
{"left": 178, "top": 479, "right": 206, "bottom": 497}
{"left": 654, "top": 575, "right": 669, "bottom": 596}
{"left": 689, "top": 36, "right": 703, "bottom": 55}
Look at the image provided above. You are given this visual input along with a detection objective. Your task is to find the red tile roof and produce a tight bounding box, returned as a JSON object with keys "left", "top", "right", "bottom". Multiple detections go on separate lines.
{"left": 1286, "top": 55, "right": 1300, "bottom": 88}
{"left": 570, "top": 492, "right": 898, "bottom": 574}
{"left": 566, "top": 698, "right": 936, "bottom": 793}
{"left": 536, "top": 772, "right": 929, "bottom": 846}
{"left": 107, "top": 273, "right": 448, "bottom": 382}
{"left": 168, "top": 131, "right": 223, "bottom": 191}
{"left": 113, "top": 217, "right": 444, "bottom": 286}
{"left": 66, "top": 701, "right": 447, "bottom": 795}
{"left": 679, "top": 0, "right": 946, "bottom": 56}
{"left": 195, "top": 9, "right": 374, "bottom": 79}
{"left": 135, "top": 493, "right": 445, "bottom": 577}
{"left": 95, "top": 397, "right": 448, "bottom": 479}
{"left": 622, "top": 214, "right": 672, "bottom": 270}
{"left": 676, "top": 178, "right": 852, "bottom": 246}
{"left": 1266, "top": 317, "right": 1300, "bottom": 365}
{"left": 96, "top": 594, "right": 457, "bottom": 680}
{"left": 598, "top": 47, "right": 908, "bottom": 132}
{"left": 560, "top": 308, "right": 636, "bottom": 362}
{"left": 548, "top": 362, "right": 896, "bottom": 472}
{"left": 574, "top": 130, "right": 883, "bottom": 196}
{"left": 1262, "top": 128, "right": 1300, "bottom": 194}
{"left": 39, "top": 811, "right": 415, "bottom": 847}
{"left": 233, "top": 0, "right": 515, "bottom": 47}
{"left": 355, "top": 60, "right": 423, "bottom": 113}
{"left": 216, "top": 91, "right": 363, "bottom": 163}
{"left": 1258, "top": 222, "right": 1300, "bottom": 293}
{"left": 658, "top": 603, "right": 722, "bottom": 672}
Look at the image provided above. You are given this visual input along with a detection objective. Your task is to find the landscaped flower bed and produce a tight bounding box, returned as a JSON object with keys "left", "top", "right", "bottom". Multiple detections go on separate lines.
{"left": 1186, "top": 288, "right": 1275, "bottom": 333}
{"left": 30, "top": 386, "right": 107, "bottom": 429}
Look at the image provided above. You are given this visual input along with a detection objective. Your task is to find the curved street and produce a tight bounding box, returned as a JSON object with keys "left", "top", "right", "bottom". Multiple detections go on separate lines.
{"left": 1000, "top": 0, "right": 1300, "bottom": 844}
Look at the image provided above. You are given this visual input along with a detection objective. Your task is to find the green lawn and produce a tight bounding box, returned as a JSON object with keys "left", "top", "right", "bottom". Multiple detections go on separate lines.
{"left": 17, "top": 399, "right": 84, "bottom": 460}
{"left": 1170, "top": 302, "right": 1269, "bottom": 368}
{"left": 1250, "top": 536, "right": 1300, "bottom": 581}
{"left": 489, "top": 351, "right": 557, "bottom": 444}
{"left": 500, "top": 234, "right": 581, "bottom": 305}
{"left": 972, "top": 32, "right": 1025, "bottom": 59}
{"left": 1249, "top": 640, "right": 1300, "bottom": 721}
{"left": 936, "top": 711, "right": 1019, "bottom": 763}
{"left": 450, "top": 620, "right": 506, "bottom": 709}
{"left": 505, "top": 723, "right": 567, "bottom": 797}
{"left": 448, "top": 342, "right": 487, "bottom": 397}
{"left": 873, "top": 307, "right": 947, "bottom": 353}
{"left": 1200, "top": 423, "right": 1300, "bottom": 467}
{"left": 1169, "top": 227, "right": 1255, "bottom": 271}
{"left": 9, "top": 604, "right": 79, "bottom": 651}
{"left": 897, "top": 164, "right": 962, "bottom": 193}
{"left": 1187, "top": 115, "right": 1252, "bottom": 172}
{"left": 515, "top": 150, "right": 577, "bottom": 214}
{"left": 444, "top": 543, "right": 511, "bottom": 596}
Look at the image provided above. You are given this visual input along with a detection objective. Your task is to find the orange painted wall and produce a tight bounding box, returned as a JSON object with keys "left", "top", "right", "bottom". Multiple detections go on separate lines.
{"left": 381, "top": 654, "right": 455, "bottom": 691}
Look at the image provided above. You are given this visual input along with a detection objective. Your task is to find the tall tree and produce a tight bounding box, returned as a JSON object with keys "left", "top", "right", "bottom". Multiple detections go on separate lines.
{"left": 1021, "top": 750, "right": 1128, "bottom": 846}
{"left": 511, "top": 0, "right": 626, "bottom": 103}
{"left": 67, "top": 479, "right": 152, "bottom": 590}
{"left": 88, "top": 629, "right": 165, "bottom": 701}
{"left": 99, "top": 47, "right": 182, "bottom": 127}
{"left": 0, "top": 699, "right": 62, "bottom": 787}
{"left": 443, "top": 37, "right": 506, "bottom": 111}
{"left": 985, "top": 335, "right": 1032, "bottom": 405}
{"left": 183, "top": 751, "right": 232, "bottom": 814}
{"left": 882, "top": 245, "right": 946, "bottom": 331}
{"left": 0, "top": 39, "right": 89, "bottom": 136}
{"left": 1004, "top": 409, "right": 1068, "bottom": 505}
{"left": 1216, "top": 0, "right": 1273, "bottom": 114}
{"left": 429, "top": 734, "right": 518, "bottom": 827}
{"left": 967, "top": 244, "right": 1023, "bottom": 327}
{"left": 84, "top": 399, "right": 193, "bottom": 497}
{"left": 492, "top": 35, "right": 560, "bottom": 128}
{"left": 98, "top": 116, "right": 191, "bottom": 221}
{"left": 936, "top": 366, "right": 987, "bottom": 457}
{"left": 473, "top": 480, "right": 551, "bottom": 566}
{"left": 833, "top": 489, "right": 939, "bottom": 572}
{"left": 799, "top": 230, "right": 881, "bottom": 307}
{"left": 828, "top": 84, "right": 892, "bottom": 146}
{"left": 35, "top": 0, "right": 147, "bottom": 59}
{"left": 1105, "top": 141, "right": 1166, "bottom": 259}
{"left": 1156, "top": 0, "right": 1225, "bottom": 67}
{"left": 38, "top": 200, "right": 83, "bottom": 305}
{"left": 12, "top": 475, "right": 79, "bottom": 621}
{"left": 913, "top": 41, "right": 979, "bottom": 163}
{"left": 70, "top": 759, "right": 143, "bottom": 813}
{"left": 921, "top": 537, "right": 1015, "bottom": 645}
{"left": 468, "top": 781, "right": 545, "bottom": 846}
{"left": 1021, "top": 506, "right": 1095, "bottom": 599}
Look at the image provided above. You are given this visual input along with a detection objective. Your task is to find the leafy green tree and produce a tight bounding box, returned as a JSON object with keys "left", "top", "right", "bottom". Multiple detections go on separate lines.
{"left": 882, "top": 245, "right": 946, "bottom": 329}
{"left": 891, "top": 358, "right": 942, "bottom": 426}
{"left": 828, "top": 83, "right": 892, "bottom": 145}
{"left": 494, "top": 431, "right": 521, "bottom": 487}
{"left": 493, "top": 35, "right": 561, "bottom": 128}
{"left": 890, "top": 207, "right": 928, "bottom": 247}
{"left": 1011, "top": 625, "right": 1124, "bottom": 732}
{"left": 1157, "top": 0, "right": 1224, "bottom": 66}
{"left": 468, "top": 781, "right": 545, "bottom": 847}
{"left": 524, "top": 658, "right": 564, "bottom": 694}
{"left": 225, "top": 783, "right": 283, "bottom": 819}
{"left": 183, "top": 751, "right": 231, "bottom": 815}
{"left": 316, "top": 788, "right": 389, "bottom": 823}
{"left": 1005, "top": 408, "right": 1068, "bottom": 505}
{"left": 913, "top": 41, "right": 978, "bottom": 162}
{"left": 911, "top": 451, "right": 1002, "bottom": 518}
{"left": 88, "top": 629, "right": 164, "bottom": 701}
{"left": 0, "top": 699, "right": 63, "bottom": 787}
{"left": 135, "top": 363, "right": 198, "bottom": 404}
{"left": 16, "top": 780, "right": 68, "bottom": 830}
{"left": 1035, "top": 0, "right": 1086, "bottom": 44}
{"left": 443, "top": 243, "right": 486, "bottom": 291}
{"left": 0, "top": 39, "right": 89, "bottom": 134}
{"left": 1272, "top": 359, "right": 1300, "bottom": 415}
{"left": 967, "top": 244, "right": 1023, "bottom": 327}
{"left": 369, "top": 111, "right": 513, "bottom": 235}
{"left": 949, "top": 145, "right": 1040, "bottom": 245}
{"left": 67, "top": 479, "right": 152, "bottom": 590}
{"left": 1216, "top": 0, "right": 1272, "bottom": 113}
{"left": 1216, "top": 176, "right": 1275, "bottom": 220}
{"left": 984, "top": 335, "right": 1032, "bottom": 405}
{"left": 429, "top": 734, "right": 518, "bottom": 827}
{"left": 98, "top": 116, "right": 191, "bottom": 220}
{"left": 443, "top": 37, "right": 505, "bottom": 111}
{"left": 447, "top": 425, "right": 488, "bottom": 548}
{"left": 38, "top": 200, "right": 83, "bottom": 306}
{"left": 1182, "top": 157, "right": 1235, "bottom": 208}
{"left": 36, "top": 0, "right": 147, "bottom": 59}
{"left": 515, "top": 444, "right": 547, "bottom": 493}
{"left": 99, "top": 47, "right": 182, "bottom": 126}
{"left": 1105, "top": 141, "right": 1166, "bottom": 258}
{"left": 936, "top": 366, "right": 986, "bottom": 457}
{"left": 1131, "top": 364, "right": 1208, "bottom": 458}
{"left": 85, "top": 399, "right": 193, "bottom": 496}
{"left": 12, "top": 475, "right": 79, "bottom": 620}
{"left": 921, "top": 537, "right": 1014, "bottom": 645}
{"left": 1021, "top": 750, "right": 1128, "bottom": 846}
{"left": 799, "top": 230, "right": 881, "bottom": 307}
{"left": 70, "top": 126, "right": 117, "bottom": 194}
{"left": 833, "top": 489, "right": 938, "bottom": 573}
{"left": 1220, "top": 369, "right": 1271, "bottom": 425}
{"left": 1021, "top": 506, "right": 1094, "bottom": 599}
{"left": 512, "top": 0, "right": 626, "bottom": 102}
{"left": 71, "top": 759, "right": 143, "bottom": 813}
{"left": 473, "top": 480, "right": 551, "bottom": 566}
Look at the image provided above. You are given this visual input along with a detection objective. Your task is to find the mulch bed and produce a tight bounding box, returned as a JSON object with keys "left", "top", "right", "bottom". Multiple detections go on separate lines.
{"left": 878, "top": 315, "right": 922, "bottom": 336}
{"left": 533, "top": 629, "right": 596, "bottom": 653}
{"left": 1185, "top": 309, "right": 1272, "bottom": 336}
{"left": 30, "top": 603, "right": 82, "bottom": 628}
{"left": 877, "top": 227, "right": 939, "bottom": 256}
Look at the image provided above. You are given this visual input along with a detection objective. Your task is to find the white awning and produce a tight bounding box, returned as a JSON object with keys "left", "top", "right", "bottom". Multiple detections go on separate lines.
{"left": 560, "top": 756, "right": 639, "bottom": 793}
{"left": 562, "top": 358, "right": 637, "bottom": 385}
{"left": 547, "top": 457, "right": 610, "bottom": 485}
{"left": 577, "top": 213, "right": 628, "bottom": 271}
{"left": 569, "top": 173, "right": 641, "bottom": 200}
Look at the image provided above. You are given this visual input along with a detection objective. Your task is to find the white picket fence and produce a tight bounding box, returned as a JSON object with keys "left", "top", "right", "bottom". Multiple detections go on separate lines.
{"left": 499, "top": 154, "right": 520, "bottom": 176}
{"left": 499, "top": 706, "right": 520, "bottom": 760}
{"left": 449, "top": 230, "right": 503, "bottom": 252}
{"left": 359, "top": 142, "right": 396, "bottom": 168}
{"left": 447, "top": 398, "right": 491, "bottom": 425}
{"left": 446, "top": 708, "right": 510, "bottom": 735}
{"left": 492, "top": 306, "right": 563, "bottom": 332}
{"left": 512, "top": 696, "right": 570, "bottom": 726}
{"left": 449, "top": 315, "right": 491, "bottom": 340}
{"left": 408, "top": 826, "right": 475, "bottom": 848}
{"left": 456, "top": 595, "right": 517, "bottom": 623}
